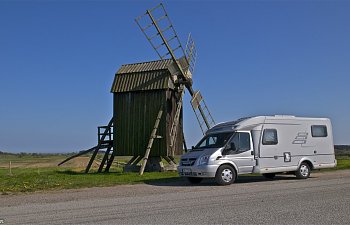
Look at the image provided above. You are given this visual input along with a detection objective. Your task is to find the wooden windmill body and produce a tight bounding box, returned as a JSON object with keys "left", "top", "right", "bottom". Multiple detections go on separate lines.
{"left": 59, "top": 3, "right": 215, "bottom": 174}
{"left": 111, "top": 59, "right": 185, "bottom": 171}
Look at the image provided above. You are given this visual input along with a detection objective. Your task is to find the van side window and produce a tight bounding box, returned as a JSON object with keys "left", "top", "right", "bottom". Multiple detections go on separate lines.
{"left": 239, "top": 133, "right": 251, "bottom": 151}
{"left": 311, "top": 125, "right": 327, "bottom": 137}
{"left": 262, "top": 129, "right": 278, "bottom": 145}
{"left": 208, "top": 137, "right": 217, "bottom": 145}
{"left": 226, "top": 132, "right": 251, "bottom": 154}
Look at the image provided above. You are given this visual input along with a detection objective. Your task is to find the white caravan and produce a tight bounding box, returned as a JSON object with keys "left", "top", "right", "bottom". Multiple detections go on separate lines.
{"left": 178, "top": 115, "right": 336, "bottom": 185}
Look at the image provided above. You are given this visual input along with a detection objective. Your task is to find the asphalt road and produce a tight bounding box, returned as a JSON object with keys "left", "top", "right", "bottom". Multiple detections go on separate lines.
{"left": 1, "top": 170, "right": 350, "bottom": 225}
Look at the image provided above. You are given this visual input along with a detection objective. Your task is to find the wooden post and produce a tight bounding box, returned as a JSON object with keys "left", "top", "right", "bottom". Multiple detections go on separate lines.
{"left": 140, "top": 105, "right": 163, "bottom": 175}
{"left": 98, "top": 147, "right": 112, "bottom": 172}
{"left": 9, "top": 161, "right": 12, "bottom": 176}
{"left": 105, "top": 152, "right": 115, "bottom": 172}
{"left": 183, "top": 131, "right": 188, "bottom": 153}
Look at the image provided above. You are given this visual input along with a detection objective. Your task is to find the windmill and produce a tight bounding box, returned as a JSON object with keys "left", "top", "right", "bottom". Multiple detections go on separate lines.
{"left": 58, "top": 3, "right": 215, "bottom": 174}
{"left": 135, "top": 3, "right": 215, "bottom": 174}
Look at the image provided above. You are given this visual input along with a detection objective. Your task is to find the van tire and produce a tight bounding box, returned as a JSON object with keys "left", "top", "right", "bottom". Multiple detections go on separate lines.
{"left": 187, "top": 177, "right": 203, "bottom": 184}
{"left": 263, "top": 173, "right": 276, "bottom": 179}
{"left": 215, "top": 165, "right": 236, "bottom": 185}
{"left": 295, "top": 162, "right": 311, "bottom": 179}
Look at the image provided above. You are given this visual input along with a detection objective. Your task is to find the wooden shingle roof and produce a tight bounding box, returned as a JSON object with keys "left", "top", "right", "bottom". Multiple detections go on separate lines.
{"left": 111, "top": 59, "right": 175, "bottom": 93}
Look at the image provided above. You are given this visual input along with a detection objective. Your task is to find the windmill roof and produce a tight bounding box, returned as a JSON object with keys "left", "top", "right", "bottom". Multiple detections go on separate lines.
{"left": 111, "top": 59, "right": 175, "bottom": 93}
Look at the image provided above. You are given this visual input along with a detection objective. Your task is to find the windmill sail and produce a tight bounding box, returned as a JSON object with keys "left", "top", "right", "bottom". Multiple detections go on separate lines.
{"left": 135, "top": 3, "right": 215, "bottom": 134}
{"left": 184, "top": 33, "right": 197, "bottom": 76}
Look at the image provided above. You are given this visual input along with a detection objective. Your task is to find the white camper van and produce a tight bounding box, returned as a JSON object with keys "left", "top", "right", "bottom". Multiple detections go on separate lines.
{"left": 178, "top": 116, "right": 336, "bottom": 185}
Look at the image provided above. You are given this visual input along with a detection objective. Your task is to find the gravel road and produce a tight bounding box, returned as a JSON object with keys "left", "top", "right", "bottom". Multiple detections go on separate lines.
{"left": 1, "top": 170, "right": 350, "bottom": 225}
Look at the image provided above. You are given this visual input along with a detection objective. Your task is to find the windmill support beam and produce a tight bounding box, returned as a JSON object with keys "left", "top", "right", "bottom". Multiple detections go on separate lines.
{"left": 161, "top": 156, "right": 177, "bottom": 171}
{"left": 140, "top": 105, "right": 164, "bottom": 175}
{"left": 57, "top": 146, "right": 97, "bottom": 166}
{"left": 124, "top": 156, "right": 165, "bottom": 173}
{"left": 123, "top": 156, "right": 142, "bottom": 172}
{"left": 126, "top": 156, "right": 139, "bottom": 166}
{"left": 183, "top": 131, "right": 188, "bottom": 153}
{"left": 85, "top": 147, "right": 100, "bottom": 173}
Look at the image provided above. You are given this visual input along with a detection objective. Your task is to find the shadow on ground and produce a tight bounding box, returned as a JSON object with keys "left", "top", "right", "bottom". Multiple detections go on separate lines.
{"left": 55, "top": 170, "right": 312, "bottom": 187}
{"left": 144, "top": 175, "right": 308, "bottom": 187}
{"left": 56, "top": 170, "right": 121, "bottom": 176}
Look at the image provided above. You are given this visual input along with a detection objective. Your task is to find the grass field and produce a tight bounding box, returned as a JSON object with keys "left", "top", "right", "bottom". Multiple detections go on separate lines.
{"left": 0, "top": 153, "right": 180, "bottom": 194}
{"left": 0, "top": 153, "right": 349, "bottom": 194}
{"left": 0, "top": 168, "right": 179, "bottom": 194}
{"left": 332, "top": 156, "right": 350, "bottom": 170}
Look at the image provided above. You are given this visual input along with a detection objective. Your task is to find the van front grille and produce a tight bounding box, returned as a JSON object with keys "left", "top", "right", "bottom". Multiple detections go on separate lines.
{"left": 181, "top": 158, "right": 197, "bottom": 166}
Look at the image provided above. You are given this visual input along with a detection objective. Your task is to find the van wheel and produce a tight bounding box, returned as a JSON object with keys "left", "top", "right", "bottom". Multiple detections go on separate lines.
{"left": 295, "top": 162, "right": 311, "bottom": 179}
{"left": 263, "top": 173, "right": 276, "bottom": 179}
{"left": 215, "top": 165, "right": 236, "bottom": 185}
{"left": 187, "top": 177, "right": 203, "bottom": 184}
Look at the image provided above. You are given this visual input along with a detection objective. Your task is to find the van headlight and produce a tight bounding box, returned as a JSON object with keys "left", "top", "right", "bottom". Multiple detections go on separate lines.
{"left": 197, "top": 155, "right": 210, "bottom": 166}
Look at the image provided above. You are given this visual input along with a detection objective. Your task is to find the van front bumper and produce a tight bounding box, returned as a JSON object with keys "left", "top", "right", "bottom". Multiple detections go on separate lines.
{"left": 177, "top": 164, "right": 219, "bottom": 178}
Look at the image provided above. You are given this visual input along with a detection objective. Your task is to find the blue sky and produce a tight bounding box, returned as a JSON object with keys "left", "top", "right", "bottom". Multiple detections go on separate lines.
{"left": 0, "top": 0, "right": 349, "bottom": 153}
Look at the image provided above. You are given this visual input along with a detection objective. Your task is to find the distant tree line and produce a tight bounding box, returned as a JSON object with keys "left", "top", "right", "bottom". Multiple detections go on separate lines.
{"left": 0, "top": 151, "right": 76, "bottom": 157}
{"left": 334, "top": 145, "right": 350, "bottom": 150}
{"left": 335, "top": 145, "right": 350, "bottom": 156}
{"left": 0, "top": 151, "right": 15, "bottom": 155}
{"left": 0, "top": 146, "right": 349, "bottom": 157}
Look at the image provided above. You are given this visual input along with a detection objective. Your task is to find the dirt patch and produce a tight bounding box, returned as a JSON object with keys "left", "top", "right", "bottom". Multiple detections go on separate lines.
{"left": 0, "top": 156, "right": 93, "bottom": 169}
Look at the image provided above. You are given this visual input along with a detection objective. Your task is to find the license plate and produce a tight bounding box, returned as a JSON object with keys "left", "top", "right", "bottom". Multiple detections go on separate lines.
{"left": 182, "top": 168, "right": 192, "bottom": 175}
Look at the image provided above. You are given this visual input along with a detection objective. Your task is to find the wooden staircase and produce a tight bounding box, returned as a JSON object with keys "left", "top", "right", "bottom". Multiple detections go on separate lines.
{"left": 58, "top": 117, "right": 115, "bottom": 173}
{"left": 85, "top": 118, "right": 114, "bottom": 173}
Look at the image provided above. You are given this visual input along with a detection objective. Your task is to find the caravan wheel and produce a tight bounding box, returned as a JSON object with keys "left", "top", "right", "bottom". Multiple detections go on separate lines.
{"left": 295, "top": 162, "right": 311, "bottom": 179}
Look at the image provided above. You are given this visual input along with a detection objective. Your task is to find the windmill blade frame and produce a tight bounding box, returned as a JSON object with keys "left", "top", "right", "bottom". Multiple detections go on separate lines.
{"left": 135, "top": 3, "right": 190, "bottom": 83}
{"left": 184, "top": 33, "right": 197, "bottom": 76}
{"left": 135, "top": 3, "right": 215, "bottom": 133}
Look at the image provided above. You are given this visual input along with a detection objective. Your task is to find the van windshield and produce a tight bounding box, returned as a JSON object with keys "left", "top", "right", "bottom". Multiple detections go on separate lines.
{"left": 193, "top": 132, "right": 234, "bottom": 150}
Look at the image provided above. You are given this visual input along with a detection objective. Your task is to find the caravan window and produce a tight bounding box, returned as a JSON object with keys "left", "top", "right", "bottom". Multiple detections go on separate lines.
{"left": 262, "top": 129, "right": 278, "bottom": 145}
{"left": 311, "top": 125, "right": 328, "bottom": 137}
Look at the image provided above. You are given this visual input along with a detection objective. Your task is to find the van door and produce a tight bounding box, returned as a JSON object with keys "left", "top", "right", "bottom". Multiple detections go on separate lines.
{"left": 223, "top": 132, "right": 255, "bottom": 174}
